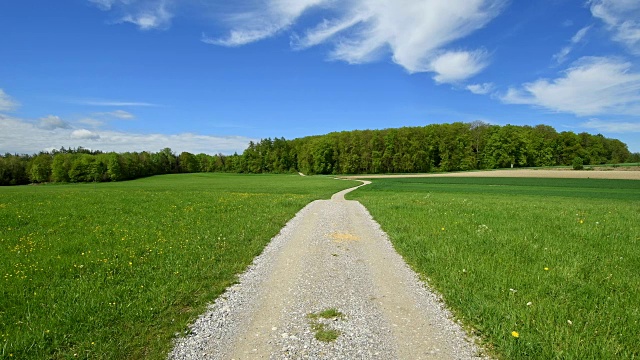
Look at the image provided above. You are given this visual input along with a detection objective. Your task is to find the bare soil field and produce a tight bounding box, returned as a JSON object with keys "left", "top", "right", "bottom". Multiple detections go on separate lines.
{"left": 341, "top": 168, "right": 640, "bottom": 180}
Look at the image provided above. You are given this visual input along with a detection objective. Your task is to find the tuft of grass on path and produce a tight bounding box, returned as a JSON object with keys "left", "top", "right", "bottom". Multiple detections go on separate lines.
{"left": 0, "top": 173, "right": 359, "bottom": 359}
{"left": 307, "top": 308, "right": 344, "bottom": 342}
{"left": 348, "top": 177, "right": 640, "bottom": 359}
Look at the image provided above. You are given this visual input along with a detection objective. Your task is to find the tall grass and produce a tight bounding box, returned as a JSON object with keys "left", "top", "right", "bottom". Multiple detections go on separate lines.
{"left": 0, "top": 174, "right": 358, "bottom": 359}
{"left": 349, "top": 177, "right": 640, "bottom": 359}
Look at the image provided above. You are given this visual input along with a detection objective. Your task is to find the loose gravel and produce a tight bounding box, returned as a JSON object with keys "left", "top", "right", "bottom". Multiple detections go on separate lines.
{"left": 169, "top": 182, "right": 486, "bottom": 359}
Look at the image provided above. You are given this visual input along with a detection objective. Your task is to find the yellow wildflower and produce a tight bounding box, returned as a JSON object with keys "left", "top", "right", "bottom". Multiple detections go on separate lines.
{"left": 511, "top": 331, "right": 519, "bottom": 338}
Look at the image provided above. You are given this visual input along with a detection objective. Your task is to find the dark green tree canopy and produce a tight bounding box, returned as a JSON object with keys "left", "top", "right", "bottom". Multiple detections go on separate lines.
{"left": 0, "top": 123, "right": 637, "bottom": 185}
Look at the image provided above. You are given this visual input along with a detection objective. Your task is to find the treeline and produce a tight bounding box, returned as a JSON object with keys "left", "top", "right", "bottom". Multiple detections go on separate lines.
{"left": 0, "top": 147, "right": 241, "bottom": 186}
{"left": 1, "top": 122, "right": 639, "bottom": 185}
{"left": 242, "top": 122, "right": 638, "bottom": 174}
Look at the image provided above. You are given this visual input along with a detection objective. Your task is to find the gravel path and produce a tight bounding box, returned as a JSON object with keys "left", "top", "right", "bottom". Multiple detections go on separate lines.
{"left": 169, "top": 181, "right": 485, "bottom": 360}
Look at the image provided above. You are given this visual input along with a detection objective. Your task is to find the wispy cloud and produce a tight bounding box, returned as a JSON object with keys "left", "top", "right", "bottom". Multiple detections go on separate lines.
{"left": 204, "top": 0, "right": 330, "bottom": 46}
{"left": 466, "top": 82, "right": 495, "bottom": 95}
{"left": 76, "top": 99, "right": 158, "bottom": 107}
{"left": 37, "top": 115, "right": 72, "bottom": 130}
{"left": 589, "top": 0, "right": 640, "bottom": 54}
{"left": 208, "top": 0, "right": 506, "bottom": 82}
{"left": 0, "top": 89, "right": 19, "bottom": 112}
{"left": 104, "top": 110, "right": 135, "bottom": 119}
{"left": 0, "top": 114, "right": 256, "bottom": 155}
{"left": 582, "top": 118, "right": 640, "bottom": 132}
{"left": 89, "top": 0, "right": 117, "bottom": 11}
{"left": 501, "top": 56, "right": 640, "bottom": 116}
{"left": 73, "top": 111, "right": 134, "bottom": 129}
{"left": 71, "top": 129, "right": 101, "bottom": 140}
{"left": 90, "top": 0, "right": 174, "bottom": 30}
{"left": 78, "top": 118, "right": 105, "bottom": 128}
{"left": 553, "top": 25, "right": 591, "bottom": 64}
{"left": 120, "top": 1, "right": 173, "bottom": 30}
{"left": 90, "top": 0, "right": 505, "bottom": 82}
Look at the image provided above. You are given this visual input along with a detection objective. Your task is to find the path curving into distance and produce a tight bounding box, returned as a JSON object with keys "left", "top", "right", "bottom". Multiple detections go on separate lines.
{"left": 170, "top": 181, "right": 485, "bottom": 359}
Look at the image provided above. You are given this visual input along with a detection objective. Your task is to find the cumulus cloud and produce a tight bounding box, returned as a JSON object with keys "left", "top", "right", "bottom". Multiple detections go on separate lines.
{"left": 0, "top": 89, "right": 19, "bottom": 112}
{"left": 589, "top": 0, "right": 640, "bottom": 53}
{"left": 553, "top": 26, "right": 591, "bottom": 64}
{"left": 37, "top": 115, "right": 72, "bottom": 130}
{"left": 582, "top": 118, "right": 640, "bottom": 132}
{"left": 429, "top": 50, "right": 489, "bottom": 84}
{"left": 466, "top": 82, "right": 495, "bottom": 95}
{"left": 0, "top": 114, "right": 256, "bottom": 155}
{"left": 209, "top": 0, "right": 505, "bottom": 81}
{"left": 501, "top": 56, "right": 640, "bottom": 116}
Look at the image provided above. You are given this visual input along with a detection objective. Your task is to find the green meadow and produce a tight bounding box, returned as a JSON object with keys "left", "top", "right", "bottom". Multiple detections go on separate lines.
{"left": 348, "top": 177, "right": 640, "bottom": 359}
{"left": 0, "top": 174, "right": 358, "bottom": 359}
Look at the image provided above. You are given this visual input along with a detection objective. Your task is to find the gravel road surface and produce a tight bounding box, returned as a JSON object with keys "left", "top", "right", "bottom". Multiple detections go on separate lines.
{"left": 169, "top": 181, "right": 484, "bottom": 360}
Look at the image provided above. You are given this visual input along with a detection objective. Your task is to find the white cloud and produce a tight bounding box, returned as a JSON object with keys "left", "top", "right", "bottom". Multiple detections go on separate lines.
{"left": 572, "top": 25, "right": 592, "bottom": 44}
{"left": 106, "top": 110, "right": 135, "bottom": 119}
{"left": 582, "top": 118, "right": 640, "bottom": 132}
{"left": 0, "top": 89, "right": 19, "bottom": 112}
{"left": 466, "top": 82, "right": 495, "bottom": 95}
{"left": 553, "top": 26, "right": 591, "bottom": 64}
{"left": 38, "top": 115, "right": 72, "bottom": 130}
{"left": 77, "top": 99, "right": 157, "bottom": 107}
{"left": 204, "top": 0, "right": 330, "bottom": 46}
{"left": 91, "top": 0, "right": 504, "bottom": 81}
{"left": 501, "top": 56, "right": 640, "bottom": 116}
{"left": 89, "top": 0, "right": 117, "bottom": 11}
{"left": 0, "top": 114, "right": 256, "bottom": 155}
{"left": 71, "top": 129, "right": 101, "bottom": 140}
{"left": 78, "top": 118, "right": 105, "bottom": 128}
{"left": 209, "top": 0, "right": 505, "bottom": 81}
{"left": 429, "top": 50, "right": 489, "bottom": 84}
{"left": 590, "top": 0, "right": 640, "bottom": 53}
{"left": 90, "top": 0, "right": 173, "bottom": 31}
{"left": 552, "top": 47, "right": 572, "bottom": 65}
{"left": 121, "top": 2, "right": 172, "bottom": 31}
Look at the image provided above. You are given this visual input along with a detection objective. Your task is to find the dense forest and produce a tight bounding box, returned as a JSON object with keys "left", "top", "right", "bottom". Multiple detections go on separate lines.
{"left": 1, "top": 122, "right": 639, "bottom": 185}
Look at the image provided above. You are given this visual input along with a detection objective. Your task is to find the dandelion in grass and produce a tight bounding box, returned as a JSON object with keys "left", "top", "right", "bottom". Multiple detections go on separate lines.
{"left": 544, "top": 267, "right": 549, "bottom": 271}
{"left": 511, "top": 331, "right": 519, "bottom": 338}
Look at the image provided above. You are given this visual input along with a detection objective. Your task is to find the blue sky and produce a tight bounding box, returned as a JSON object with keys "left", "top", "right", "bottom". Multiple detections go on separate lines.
{"left": 1, "top": 0, "right": 639, "bottom": 155}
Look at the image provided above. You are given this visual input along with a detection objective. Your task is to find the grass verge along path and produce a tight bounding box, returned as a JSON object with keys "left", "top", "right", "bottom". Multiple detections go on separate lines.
{"left": 0, "top": 174, "right": 358, "bottom": 359}
{"left": 348, "top": 177, "right": 640, "bottom": 359}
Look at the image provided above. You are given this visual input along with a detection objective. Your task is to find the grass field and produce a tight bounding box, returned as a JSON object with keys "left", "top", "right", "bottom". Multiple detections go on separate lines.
{"left": 0, "top": 174, "right": 358, "bottom": 359}
{"left": 348, "top": 177, "right": 640, "bottom": 359}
